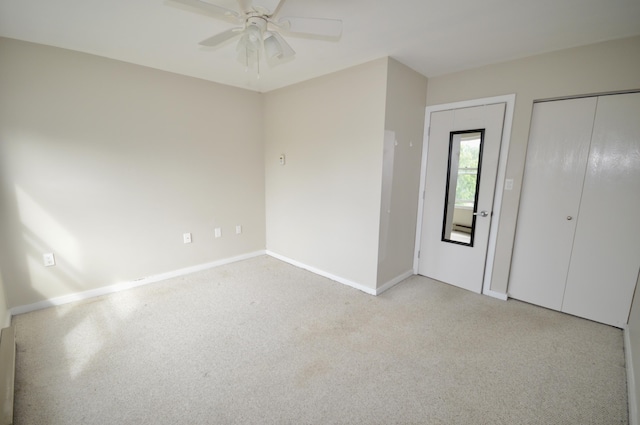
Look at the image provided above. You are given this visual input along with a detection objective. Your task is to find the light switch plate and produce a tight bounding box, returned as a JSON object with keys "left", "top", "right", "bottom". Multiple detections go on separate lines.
{"left": 505, "top": 179, "right": 514, "bottom": 191}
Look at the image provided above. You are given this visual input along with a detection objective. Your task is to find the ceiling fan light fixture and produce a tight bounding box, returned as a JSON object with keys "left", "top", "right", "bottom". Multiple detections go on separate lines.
{"left": 245, "top": 25, "right": 262, "bottom": 49}
{"left": 236, "top": 35, "right": 259, "bottom": 72}
{"left": 264, "top": 33, "right": 284, "bottom": 59}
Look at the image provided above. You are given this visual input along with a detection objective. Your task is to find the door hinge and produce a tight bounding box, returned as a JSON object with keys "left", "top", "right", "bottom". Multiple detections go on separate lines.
{"left": 418, "top": 250, "right": 421, "bottom": 258}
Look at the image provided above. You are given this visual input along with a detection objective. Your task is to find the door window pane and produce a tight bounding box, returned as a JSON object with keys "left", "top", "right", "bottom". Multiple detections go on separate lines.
{"left": 442, "top": 130, "right": 484, "bottom": 246}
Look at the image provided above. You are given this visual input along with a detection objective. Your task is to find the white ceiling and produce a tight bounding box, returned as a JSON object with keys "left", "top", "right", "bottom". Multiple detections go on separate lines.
{"left": 1, "top": 0, "right": 639, "bottom": 93}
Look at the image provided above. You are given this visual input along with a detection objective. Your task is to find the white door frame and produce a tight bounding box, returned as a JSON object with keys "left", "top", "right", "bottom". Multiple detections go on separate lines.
{"left": 413, "top": 94, "right": 516, "bottom": 300}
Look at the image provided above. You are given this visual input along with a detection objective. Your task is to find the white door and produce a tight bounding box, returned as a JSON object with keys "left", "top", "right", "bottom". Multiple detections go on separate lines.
{"left": 562, "top": 92, "right": 640, "bottom": 327}
{"left": 509, "top": 92, "right": 640, "bottom": 327}
{"left": 508, "top": 97, "right": 596, "bottom": 309}
{"left": 418, "top": 103, "right": 506, "bottom": 293}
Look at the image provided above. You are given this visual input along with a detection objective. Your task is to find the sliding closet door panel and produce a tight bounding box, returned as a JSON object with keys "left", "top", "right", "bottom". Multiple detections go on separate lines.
{"left": 562, "top": 92, "right": 640, "bottom": 327}
{"left": 508, "top": 97, "right": 596, "bottom": 310}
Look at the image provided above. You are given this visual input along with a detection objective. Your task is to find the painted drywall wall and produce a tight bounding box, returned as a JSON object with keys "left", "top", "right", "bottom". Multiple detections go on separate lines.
{"left": 264, "top": 59, "right": 388, "bottom": 290}
{"left": 377, "top": 59, "right": 427, "bottom": 288}
{"left": 425, "top": 35, "right": 640, "bottom": 294}
{"left": 0, "top": 38, "right": 265, "bottom": 308}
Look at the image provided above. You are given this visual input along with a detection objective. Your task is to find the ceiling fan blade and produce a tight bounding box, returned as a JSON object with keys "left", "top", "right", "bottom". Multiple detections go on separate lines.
{"left": 277, "top": 16, "right": 342, "bottom": 38}
{"left": 256, "top": 0, "right": 286, "bottom": 16}
{"left": 198, "top": 27, "right": 243, "bottom": 47}
{"left": 236, "top": 0, "right": 253, "bottom": 13}
{"left": 170, "top": 0, "right": 241, "bottom": 20}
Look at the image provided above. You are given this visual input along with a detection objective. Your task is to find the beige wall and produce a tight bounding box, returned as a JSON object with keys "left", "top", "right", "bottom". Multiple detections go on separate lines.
{"left": 377, "top": 59, "right": 427, "bottom": 287}
{"left": 425, "top": 35, "right": 640, "bottom": 294}
{"left": 264, "top": 59, "right": 388, "bottom": 290}
{"left": 0, "top": 38, "right": 265, "bottom": 308}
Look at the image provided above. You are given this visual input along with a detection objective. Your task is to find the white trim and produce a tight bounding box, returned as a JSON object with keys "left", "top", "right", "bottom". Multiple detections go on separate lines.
{"left": 376, "top": 270, "right": 415, "bottom": 296}
{"left": 9, "top": 250, "right": 266, "bottom": 316}
{"left": 413, "top": 94, "right": 516, "bottom": 300}
{"left": 266, "top": 251, "right": 377, "bottom": 295}
{"left": 625, "top": 325, "right": 638, "bottom": 425}
{"left": 413, "top": 111, "right": 432, "bottom": 274}
{"left": 482, "top": 94, "right": 515, "bottom": 298}
{"left": 484, "top": 289, "right": 508, "bottom": 301}
{"left": 2, "top": 311, "right": 10, "bottom": 328}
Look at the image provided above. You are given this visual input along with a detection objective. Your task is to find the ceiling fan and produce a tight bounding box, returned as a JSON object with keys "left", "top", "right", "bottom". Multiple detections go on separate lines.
{"left": 170, "top": 0, "right": 343, "bottom": 70}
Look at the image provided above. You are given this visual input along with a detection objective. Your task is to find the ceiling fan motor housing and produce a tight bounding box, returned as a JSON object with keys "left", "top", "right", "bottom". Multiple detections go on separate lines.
{"left": 247, "top": 16, "right": 268, "bottom": 33}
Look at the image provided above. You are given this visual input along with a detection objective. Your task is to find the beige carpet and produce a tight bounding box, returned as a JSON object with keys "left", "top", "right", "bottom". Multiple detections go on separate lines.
{"left": 12, "top": 255, "right": 627, "bottom": 424}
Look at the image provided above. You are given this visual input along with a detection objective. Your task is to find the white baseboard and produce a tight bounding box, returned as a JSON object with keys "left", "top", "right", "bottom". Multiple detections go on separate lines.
{"left": 376, "top": 270, "right": 414, "bottom": 295}
{"left": 483, "top": 289, "right": 508, "bottom": 301}
{"left": 9, "top": 250, "right": 266, "bottom": 317}
{"left": 265, "top": 251, "right": 377, "bottom": 296}
{"left": 625, "top": 326, "right": 638, "bottom": 425}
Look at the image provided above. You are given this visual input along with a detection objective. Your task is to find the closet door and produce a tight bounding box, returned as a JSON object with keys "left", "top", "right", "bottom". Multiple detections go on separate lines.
{"left": 508, "top": 97, "right": 596, "bottom": 310}
{"left": 562, "top": 92, "right": 640, "bottom": 327}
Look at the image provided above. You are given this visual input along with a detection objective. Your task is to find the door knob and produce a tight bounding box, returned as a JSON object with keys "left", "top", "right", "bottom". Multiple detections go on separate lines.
{"left": 474, "top": 210, "right": 489, "bottom": 217}
{"left": 567, "top": 216, "right": 573, "bottom": 220}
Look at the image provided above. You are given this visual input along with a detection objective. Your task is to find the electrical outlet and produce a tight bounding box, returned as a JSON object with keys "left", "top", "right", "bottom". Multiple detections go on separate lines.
{"left": 43, "top": 253, "right": 55, "bottom": 267}
{"left": 215, "top": 228, "right": 222, "bottom": 238}
{"left": 183, "top": 233, "right": 192, "bottom": 244}
{"left": 236, "top": 225, "right": 242, "bottom": 235}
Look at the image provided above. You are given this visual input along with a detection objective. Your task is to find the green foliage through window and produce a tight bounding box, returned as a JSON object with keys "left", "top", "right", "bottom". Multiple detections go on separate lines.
{"left": 455, "top": 138, "right": 480, "bottom": 207}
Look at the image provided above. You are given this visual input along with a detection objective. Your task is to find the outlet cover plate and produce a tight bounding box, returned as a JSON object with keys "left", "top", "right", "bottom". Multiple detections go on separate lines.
{"left": 43, "top": 253, "right": 55, "bottom": 267}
